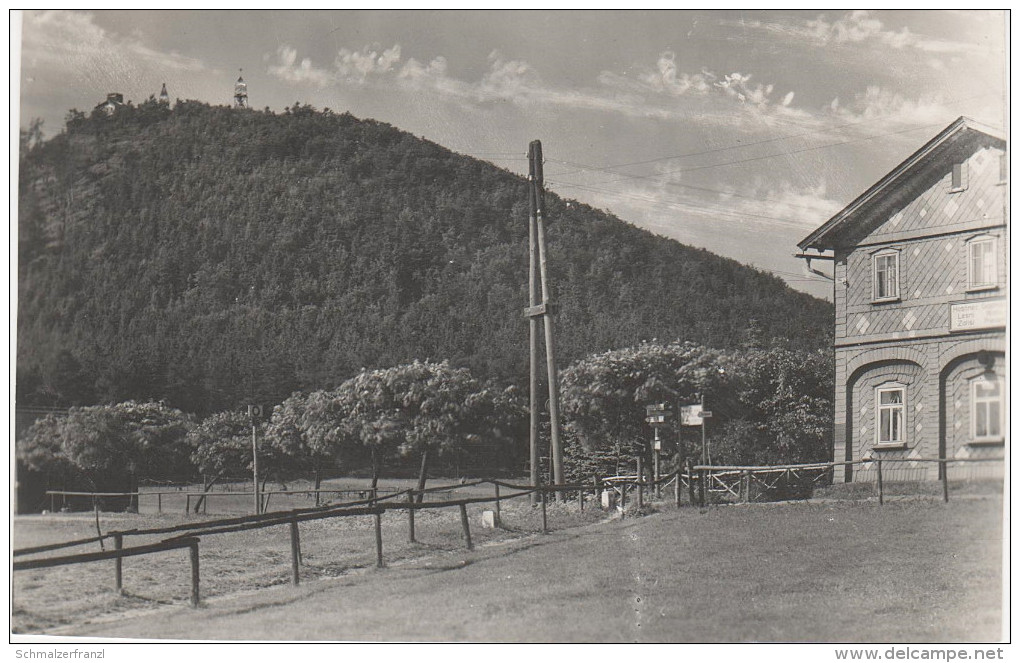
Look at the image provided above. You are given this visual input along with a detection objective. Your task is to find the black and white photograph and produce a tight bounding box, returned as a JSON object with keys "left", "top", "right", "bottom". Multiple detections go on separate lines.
{"left": 10, "top": 9, "right": 1009, "bottom": 650}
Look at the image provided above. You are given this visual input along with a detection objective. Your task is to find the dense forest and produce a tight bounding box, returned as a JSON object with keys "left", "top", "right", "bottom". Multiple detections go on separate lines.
{"left": 18, "top": 100, "right": 832, "bottom": 416}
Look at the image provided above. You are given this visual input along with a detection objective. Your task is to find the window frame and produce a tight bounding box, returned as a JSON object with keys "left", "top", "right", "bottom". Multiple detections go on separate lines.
{"left": 966, "top": 234, "right": 998, "bottom": 292}
{"left": 949, "top": 161, "right": 968, "bottom": 193}
{"left": 874, "top": 382, "right": 907, "bottom": 449}
{"left": 969, "top": 375, "right": 1004, "bottom": 444}
{"left": 872, "top": 249, "right": 901, "bottom": 303}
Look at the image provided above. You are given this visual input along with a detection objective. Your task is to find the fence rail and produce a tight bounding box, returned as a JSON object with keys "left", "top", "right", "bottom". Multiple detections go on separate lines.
{"left": 17, "top": 459, "right": 1003, "bottom": 612}
{"left": 688, "top": 456, "right": 1004, "bottom": 507}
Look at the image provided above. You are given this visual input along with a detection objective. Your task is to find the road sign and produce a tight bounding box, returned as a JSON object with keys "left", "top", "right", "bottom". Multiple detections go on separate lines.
{"left": 701, "top": 411, "right": 713, "bottom": 418}
{"left": 680, "top": 404, "right": 703, "bottom": 426}
{"left": 645, "top": 403, "right": 672, "bottom": 426}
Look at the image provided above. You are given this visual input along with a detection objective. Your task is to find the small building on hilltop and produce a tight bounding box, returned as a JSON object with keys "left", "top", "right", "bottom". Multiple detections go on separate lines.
{"left": 799, "top": 117, "right": 1007, "bottom": 483}
{"left": 95, "top": 92, "right": 125, "bottom": 115}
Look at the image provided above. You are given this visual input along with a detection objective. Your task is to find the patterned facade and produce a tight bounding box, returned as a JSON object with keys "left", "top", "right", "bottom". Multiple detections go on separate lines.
{"left": 800, "top": 118, "right": 1007, "bottom": 482}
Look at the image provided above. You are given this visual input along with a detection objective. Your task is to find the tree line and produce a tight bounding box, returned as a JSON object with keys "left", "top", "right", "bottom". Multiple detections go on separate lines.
{"left": 18, "top": 342, "right": 833, "bottom": 511}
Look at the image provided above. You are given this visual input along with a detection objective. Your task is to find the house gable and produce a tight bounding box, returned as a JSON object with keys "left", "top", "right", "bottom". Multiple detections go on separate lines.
{"left": 858, "top": 145, "right": 1005, "bottom": 246}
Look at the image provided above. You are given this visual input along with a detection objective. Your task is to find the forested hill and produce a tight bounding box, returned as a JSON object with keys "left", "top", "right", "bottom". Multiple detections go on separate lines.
{"left": 18, "top": 100, "right": 832, "bottom": 415}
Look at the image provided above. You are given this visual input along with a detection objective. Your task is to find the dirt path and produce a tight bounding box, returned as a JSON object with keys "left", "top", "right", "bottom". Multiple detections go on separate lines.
{"left": 51, "top": 500, "right": 1002, "bottom": 642}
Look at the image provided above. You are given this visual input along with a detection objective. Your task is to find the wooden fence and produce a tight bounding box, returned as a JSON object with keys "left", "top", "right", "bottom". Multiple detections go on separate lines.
{"left": 687, "top": 456, "right": 1005, "bottom": 507}
{"left": 14, "top": 479, "right": 593, "bottom": 610}
{"left": 16, "top": 460, "right": 1002, "bottom": 611}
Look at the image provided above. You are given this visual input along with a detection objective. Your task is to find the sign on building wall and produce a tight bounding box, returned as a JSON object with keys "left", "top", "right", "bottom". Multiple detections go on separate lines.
{"left": 949, "top": 299, "right": 1007, "bottom": 332}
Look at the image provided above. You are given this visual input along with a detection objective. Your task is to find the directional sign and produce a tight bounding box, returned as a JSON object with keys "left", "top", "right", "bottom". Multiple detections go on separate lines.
{"left": 701, "top": 411, "right": 713, "bottom": 418}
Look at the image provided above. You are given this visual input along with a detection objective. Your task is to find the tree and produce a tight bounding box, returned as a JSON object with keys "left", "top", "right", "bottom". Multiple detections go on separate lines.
{"left": 16, "top": 401, "right": 193, "bottom": 507}
{"left": 560, "top": 341, "right": 724, "bottom": 477}
{"left": 264, "top": 390, "right": 347, "bottom": 494}
{"left": 560, "top": 341, "right": 833, "bottom": 479}
{"left": 335, "top": 360, "right": 489, "bottom": 499}
{"left": 712, "top": 347, "right": 833, "bottom": 465}
{"left": 187, "top": 410, "right": 275, "bottom": 512}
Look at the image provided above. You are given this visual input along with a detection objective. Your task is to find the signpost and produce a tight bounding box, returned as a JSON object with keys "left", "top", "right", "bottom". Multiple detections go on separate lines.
{"left": 248, "top": 405, "right": 262, "bottom": 515}
{"left": 645, "top": 404, "right": 672, "bottom": 496}
{"left": 680, "top": 397, "right": 712, "bottom": 464}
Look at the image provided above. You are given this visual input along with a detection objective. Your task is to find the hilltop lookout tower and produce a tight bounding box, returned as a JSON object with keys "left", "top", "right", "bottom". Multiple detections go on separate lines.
{"left": 233, "top": 70, "right": 248, "bottom": 109}
{"left": 159, "top": 82, "right": 170, "bottom": 105}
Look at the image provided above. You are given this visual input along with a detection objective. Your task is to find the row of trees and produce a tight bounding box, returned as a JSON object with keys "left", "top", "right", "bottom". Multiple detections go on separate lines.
{"left": 18, "top": 361, "right": 525, "bottom": 511}
{"left": 18, "top": 343, "right": 833, "bottom": 511}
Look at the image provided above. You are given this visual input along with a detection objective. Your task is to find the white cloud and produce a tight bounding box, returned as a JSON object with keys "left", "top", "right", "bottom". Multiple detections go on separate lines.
{"left": 827, "top": 85, "right": 956, "bottom": 126}
{"left": 266, "top": 44, "right": 806, "bottom": 130}
{"left": 732, "top": 11, "right": 979, "bottom": 55}
{"left": 268, "top": 46, "right": 334, "bottom": 86}
{"left": 335, "top": 44, "right": 402, "bottom": 81}
{"left": 23, "top": 11, "right": 208, "bottom": 73}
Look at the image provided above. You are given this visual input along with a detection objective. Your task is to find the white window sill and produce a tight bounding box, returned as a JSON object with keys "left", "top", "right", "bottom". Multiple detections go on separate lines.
{"left": 968, "top": 438, "right": 1004, "bottom": 447}
{"left": 966, "top": 284, "right": 998, "bottom": 293}
{"left": 948, "top": 187, "right": 968, "bottom": 194}
{"left": 873, "top": 442, "right": 908, "bottom": 450}
{"left": 871, "top": 297, "right": 901, "bottom": 305}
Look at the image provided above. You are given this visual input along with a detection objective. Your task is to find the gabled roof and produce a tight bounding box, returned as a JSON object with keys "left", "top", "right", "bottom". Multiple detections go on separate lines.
{"left": 798, "top": 116, "right": 1006, "bottom": 251}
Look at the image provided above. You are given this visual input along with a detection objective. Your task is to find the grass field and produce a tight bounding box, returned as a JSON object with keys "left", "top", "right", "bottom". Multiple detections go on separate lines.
{"left": 12, "top": 479, "right": 602, "bottom": 634}
{"left": 12, "top": 486, "right": 1003, "bottom": 642}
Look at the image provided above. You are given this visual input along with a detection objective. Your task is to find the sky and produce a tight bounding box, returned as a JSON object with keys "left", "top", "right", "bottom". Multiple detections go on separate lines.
{"left": 13, "top": 9, "right": 1009, "bottom": 300}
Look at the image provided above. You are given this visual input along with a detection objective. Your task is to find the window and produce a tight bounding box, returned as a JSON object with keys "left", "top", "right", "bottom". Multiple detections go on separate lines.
{"left": 967, "top": 236, "right": 997, "bottom": 290}
{"left": 873, "top": 251, "right": 900, "bottom": 301}
{"left": 971, "top": 376, "right": 1003, "bottom": 442}
{"left": 876, "top": 384, "right": 905, "bottom": 445}
{"left": 949, "top": 162, "right": 968, "bottom": 192}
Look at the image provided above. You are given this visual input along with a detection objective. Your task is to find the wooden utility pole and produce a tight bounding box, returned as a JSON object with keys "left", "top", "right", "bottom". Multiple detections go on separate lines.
{"left": 528, "top": 169, "right": 540, "bottom": 505}
{"left": 525, "top": 140, "right": 565, "bottom": 501}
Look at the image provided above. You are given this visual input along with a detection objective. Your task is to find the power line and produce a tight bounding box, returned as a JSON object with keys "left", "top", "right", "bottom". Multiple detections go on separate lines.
{"left": 546, "top": 91, "right": 1001, "bottom": 178}
{"left": 547, "top": 167, "right": 833, "bottom": 216}
{"left": 572, "top": 122, "right": 948, "bottom": 187}
{"left": 546, "top": 179, "right": 818, "bottom": 231}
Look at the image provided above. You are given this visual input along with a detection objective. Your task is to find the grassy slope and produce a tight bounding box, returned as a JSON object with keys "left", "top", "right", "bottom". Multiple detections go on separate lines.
{"left": 15, "top": 497, "right": 1003, "bottom": 642}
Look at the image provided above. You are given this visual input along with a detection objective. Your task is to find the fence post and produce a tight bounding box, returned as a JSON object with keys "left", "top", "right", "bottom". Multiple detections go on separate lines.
{"left": 877, "top": 459, "right": 884, "bottom": 506}
{"left": 289, "top": 514, "right": 301, "bottom": 585}
{"left": 459, "top": 503, "right": 473, "bottom": 550}
{"left": 540, "top": 490, "right": 548, "bottom": 533}
{"left": 941, "top": 460, "right": 949, "bottom": 503}
{"left": 157, "top": 492, "right": 162, "bottom": 514}
{"left": 620, "top": 483, "right": 627, "bottom": 518}
{"left": 113, "top": 534, "right": 123, "bottom": 593}
{"left": 595, "top": 475, "right": 603, "bottom": 508}
{"left": 189, "top": 540, "right": 200, "bottom": 608}
{"left": 494, "top": 483, "right": 502, "bottom": 523}
{"left": 743, "top": 470, "right": 751, "bottom": 504}
{"left": 50, "top": 493, "right": 55, "bottom": 514}
{"left": 406, "top": 490, "right": 416, "bottom": 543}
{"left": 185, "top": 494, "right": 190, "bottom": 515}
{"left": 578, "top": 485, "right": 584, "bottom": 511}
{"left": 636, "top": 456, "right": 644, "bottom": 508}
{"left": 374, "top": 510, "right": 384, "bottom": 568}
{"left": 674, "top": 469, "right": 681, "bottom": 508}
